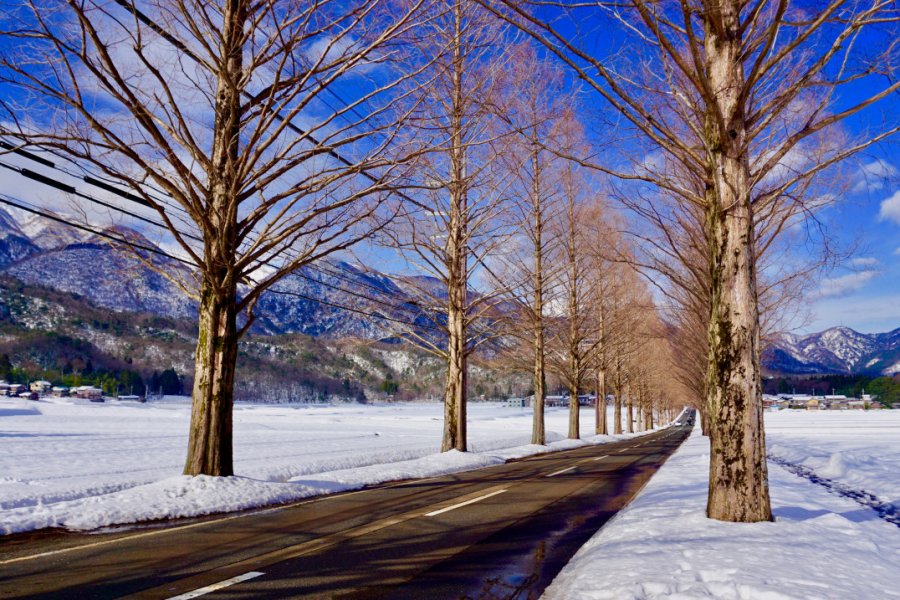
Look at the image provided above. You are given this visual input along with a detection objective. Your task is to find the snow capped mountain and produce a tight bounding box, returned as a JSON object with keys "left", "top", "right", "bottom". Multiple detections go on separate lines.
{"left": 765, "top": 326, "right": 900, "bottom": 375}
{"left": 0, "top": 208, "right": 433, "bottom": 341}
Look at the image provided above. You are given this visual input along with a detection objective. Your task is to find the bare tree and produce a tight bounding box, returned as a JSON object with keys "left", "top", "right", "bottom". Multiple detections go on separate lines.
{"left": 479, "top": 0, "right": 900, "bottom": 522}
{"left": 0, "top": 0, "right": 430, "bottom": 475}
{"left": 379, "top": 0, "right": 512, "bottom": 452}
{"left": 489, "top": 45, "right": 569, "bottom": 444}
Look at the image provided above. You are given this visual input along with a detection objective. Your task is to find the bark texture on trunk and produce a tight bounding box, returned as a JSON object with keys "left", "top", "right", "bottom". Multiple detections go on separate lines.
{"left": 442, "top": 311, "right": 467, "bottom": 452}
{"left": 184, "top": 282, "right": 238, "bottom": 476}
{"left": 703, "top": 0, "right": 772, "bottom": 523}
{"left": 442, "top": 203, "right": 468, "bottom": 452}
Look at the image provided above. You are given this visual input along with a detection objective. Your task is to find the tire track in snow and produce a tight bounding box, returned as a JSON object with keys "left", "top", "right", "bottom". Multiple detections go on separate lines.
{"left": 768, "top": 454, "right": 900, "bottom": 528}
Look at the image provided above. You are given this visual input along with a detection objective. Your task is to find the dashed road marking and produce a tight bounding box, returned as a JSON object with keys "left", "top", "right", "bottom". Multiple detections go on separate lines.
{"left": 167, "top": 571, "right": 265, "bottom": 599}
{"left": 545, "top": 466, "right": 577, "bottom": 478}
{"left": 425, "top": 489, "right": 508, "bottom": 517}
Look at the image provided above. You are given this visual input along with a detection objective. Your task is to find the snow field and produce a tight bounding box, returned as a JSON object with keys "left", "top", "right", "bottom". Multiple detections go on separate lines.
{"left": 0, "top": 398, "right": 646, "bottom": 534}
{"left": 543, "top": 410, "right": 900, "bottom": 600}
{"left": 765, "top": 409, "right": 900, "bottom": 511}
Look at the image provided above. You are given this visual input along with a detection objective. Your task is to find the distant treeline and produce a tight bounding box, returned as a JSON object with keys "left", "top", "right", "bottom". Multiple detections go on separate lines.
{"left": 0, "top": 351, "right": 183, "bottom": 397}
{"left": 764, "top": 374, "right": 900, "bottom": 406}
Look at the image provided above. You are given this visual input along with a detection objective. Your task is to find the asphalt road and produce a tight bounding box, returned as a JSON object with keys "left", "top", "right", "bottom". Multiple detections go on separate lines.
{"left": 0, "top": 421, "right": 691, "bottom": 600}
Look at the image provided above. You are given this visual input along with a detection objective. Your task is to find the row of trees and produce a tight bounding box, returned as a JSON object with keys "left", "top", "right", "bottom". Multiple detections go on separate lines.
{"left": 2, "top": 0, "right": 897, "bottom": 523}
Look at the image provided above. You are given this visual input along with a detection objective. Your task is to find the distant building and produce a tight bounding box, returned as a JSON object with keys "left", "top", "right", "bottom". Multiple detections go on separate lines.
{"left": 73, "top": 386, "right": 103, "bottom": 401}
{"left": 506, "top": 397, "right": 527, "bottom": 408}
{"left": 30, "top": 381, "right": 52, "bottom": 394}
{"left": 117, "top": 394, "right": 144, "bottom": 403}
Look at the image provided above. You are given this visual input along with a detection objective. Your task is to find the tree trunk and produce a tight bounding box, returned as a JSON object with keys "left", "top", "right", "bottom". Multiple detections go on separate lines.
{"left": 442, "top": 0, "right": 468, "bottom": 454}
{"left": 626, "top": 391, "right": 634, "bottom": 434}
{"left": 596, "top": 369, "right": 607, "bottom": 435}
{"left": 183, "top": 0, "right": 243, "bottom": 477}
{"left": 184, "top": 279, "right": 238, "bottom": 476}
{"left": 613, "top": 372, "right": 623, "bottom": 435}
{"left": 442, "top": 248, "right": 468, "bottom": 452}
{"left": 703, "top": 0, "right": 772, "bottom": 523}
{"left": 531, "top": 325, "right": 546, "bottom": 445}
{"left": 531, "top": 144, "right": 546, "bottom": 446}
{"left": 568, "top": 379, "right": 580, "bottom": 439}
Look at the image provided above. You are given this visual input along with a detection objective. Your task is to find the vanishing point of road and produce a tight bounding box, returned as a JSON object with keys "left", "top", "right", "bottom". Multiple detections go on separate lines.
{"left": 0, "top": 420, "right": 692, "bottom": 599}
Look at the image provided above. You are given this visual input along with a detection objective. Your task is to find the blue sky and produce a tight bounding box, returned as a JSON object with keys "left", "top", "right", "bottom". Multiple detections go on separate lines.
{"left": 801, "top": 148, "right": 900, "bottom": 333}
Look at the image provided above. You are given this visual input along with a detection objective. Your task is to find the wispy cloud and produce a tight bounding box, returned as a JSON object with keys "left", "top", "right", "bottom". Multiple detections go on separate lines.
{"left": 817, "top": 270, "right": 880, "bottom": 299}
{"left": 878, "top": 190, "right": 900, "bottom": 225}
{"left": 852, "top": 159, "right": 897, "bottom": 194}
{"left": 848, "top": 257, "right": 880, "bottom": 268}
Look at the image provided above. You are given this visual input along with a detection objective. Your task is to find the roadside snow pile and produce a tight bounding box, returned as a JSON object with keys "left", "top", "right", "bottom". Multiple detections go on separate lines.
{"left": 543, "top": 426, "right": 900, "bottom": 600}
{"left": 765, "top": 410, "right": 900, "bottom": 513}
{"left": 0, "top": 398, "right": 646, "bottom": 534}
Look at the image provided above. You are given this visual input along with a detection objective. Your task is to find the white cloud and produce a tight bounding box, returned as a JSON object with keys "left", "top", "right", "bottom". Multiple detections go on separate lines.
{"left": 894, "top": 247, "right": 900, "bottom": 256}
{"left": 848, "top": 257, "right": 880, "bottom": 268}
{"left": 852, "top": 159, "right": 898, "bottom": 193}
{"left": 817, "top": 270, "right": 880, "bottom": 299}
{"left": 878, "top": 190, "right": 900, "bottom": 225}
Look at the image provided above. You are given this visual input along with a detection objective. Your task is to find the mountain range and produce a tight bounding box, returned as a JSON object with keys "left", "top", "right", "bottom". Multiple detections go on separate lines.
{"left": 0, "top": 206, "right": 430, "bottom": 340}
{"left": 764, "top": 327, "right": 900, "bottom": 376}
{"left": 0, "top": 206, "right": 898, "bottom": 377}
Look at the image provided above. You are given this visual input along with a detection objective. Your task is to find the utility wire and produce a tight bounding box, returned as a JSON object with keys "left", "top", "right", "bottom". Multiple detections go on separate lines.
{"left": 1, "top": 139, "right": 427, "bottom": 310}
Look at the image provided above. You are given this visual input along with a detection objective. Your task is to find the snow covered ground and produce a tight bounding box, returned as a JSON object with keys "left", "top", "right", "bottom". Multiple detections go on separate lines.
{"left": 0, "top": 397, "right": 643, "bottom": 535}
{"left": 765, "top": 409, "right": 900, "bottom": 516}
{"left": 544, "top": 410, "right": 900, "bottom": 600}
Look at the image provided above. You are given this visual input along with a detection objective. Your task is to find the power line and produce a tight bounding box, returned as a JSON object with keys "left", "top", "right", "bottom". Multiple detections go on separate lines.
{"left": 1, "top": 140, "right": 429, "bottom": 313}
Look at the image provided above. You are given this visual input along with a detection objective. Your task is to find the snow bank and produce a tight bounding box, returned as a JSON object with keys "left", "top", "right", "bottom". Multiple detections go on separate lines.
{"left": 0, "top": 398, "right": 652, "bottom": 534}
{"left": 543, "top": 425, "right": 900, "bottom": 600}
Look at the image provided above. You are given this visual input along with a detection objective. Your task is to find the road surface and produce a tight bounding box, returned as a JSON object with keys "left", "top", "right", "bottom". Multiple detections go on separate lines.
{"left": 0, "top": 421, "right": 691, "bottom": 599}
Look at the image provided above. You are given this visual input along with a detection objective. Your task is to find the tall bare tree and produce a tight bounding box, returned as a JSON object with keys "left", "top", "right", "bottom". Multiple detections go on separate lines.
{"left": 489, "top": 44, "right": 570, "bottom": 445}
{"left": 380, "top": 0, "right": 512, "bottom": 452}
{"left": 479, "top": 0, "right": 900, "bottom": 522}
{"left": 0, "top": 0, "right": 429, "bottom": 475}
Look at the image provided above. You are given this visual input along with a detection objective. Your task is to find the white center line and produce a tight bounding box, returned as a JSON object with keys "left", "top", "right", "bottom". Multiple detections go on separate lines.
{"left": 545, "top": 466, "right": 577, "bottom": 478}
{"left": 167, "top": 571, "right": 265, "bottom": 600}
{"left": 591, "top": 455, "right": 609, "bottom": 461}
{"left": 425, "top": 489, "right": 508, "bottom": 517}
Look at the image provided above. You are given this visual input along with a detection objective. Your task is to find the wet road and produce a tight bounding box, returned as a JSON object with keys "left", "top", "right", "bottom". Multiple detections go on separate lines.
{"left": 0, "top": 422, "right": 691, "bottom": 599}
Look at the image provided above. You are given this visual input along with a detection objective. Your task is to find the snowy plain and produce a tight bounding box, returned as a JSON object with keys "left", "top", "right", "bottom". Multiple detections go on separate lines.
{"left": 0, "top": 397, "right": 642, "bottom": 535}
{"left": 544, "top": 409, "right": 900, "bottom": 600}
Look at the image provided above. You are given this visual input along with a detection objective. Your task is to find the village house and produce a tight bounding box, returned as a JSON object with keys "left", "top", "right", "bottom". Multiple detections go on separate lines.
{"left": 72, "top": 386, "right": 103, "bottom": 401}
{"left": 29, "top": 381, "right": 52, "bottom": 394}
